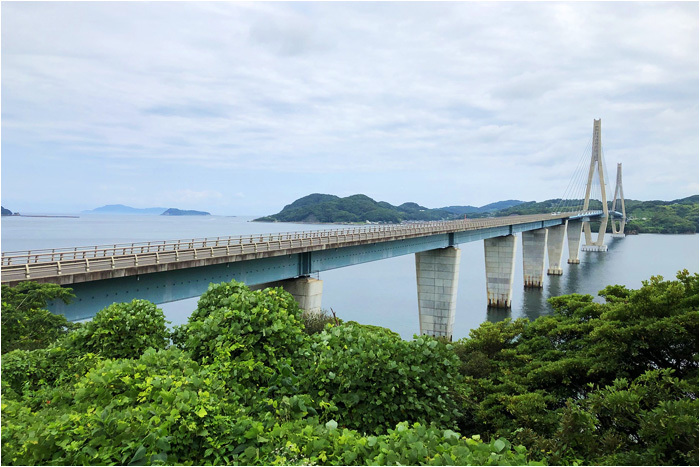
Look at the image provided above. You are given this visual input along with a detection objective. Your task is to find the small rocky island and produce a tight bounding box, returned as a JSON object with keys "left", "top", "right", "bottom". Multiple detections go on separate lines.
{"left": 1, "top": 206, "right": 13, "bottom": 216}
{"left": 161, "top": 208, "right": 210, "bottom": 216}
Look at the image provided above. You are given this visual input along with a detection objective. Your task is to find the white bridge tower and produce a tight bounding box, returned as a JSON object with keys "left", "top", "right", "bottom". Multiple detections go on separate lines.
{"left": 581, "top": 119, "right": 609, "bottom": 252}
{"left": 610, "top": 163, "right": 626, "bottom": 237}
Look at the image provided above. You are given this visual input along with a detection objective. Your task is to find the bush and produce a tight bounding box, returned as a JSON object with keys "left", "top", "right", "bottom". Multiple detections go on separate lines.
{"left": 299, "top": 322, "right": 463, "bottom": 433}
{"left": 68, "top": 299, "right": 170, "bottom": 360}
{"left": 252, "top": 419, "right": 545, "bottom": 465}
{"left": 300, "top": 308, "right": 340, "bottom": 335}
{"left": 173, "top": 281, "right": 307, "bottom": 387}
{"left": 0, "top": 347, "right": 243, "bottom": 465}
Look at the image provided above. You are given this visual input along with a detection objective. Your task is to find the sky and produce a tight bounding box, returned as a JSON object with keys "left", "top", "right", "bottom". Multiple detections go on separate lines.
{"left": 1, "top": 1, "right": 698, "bottom": 216}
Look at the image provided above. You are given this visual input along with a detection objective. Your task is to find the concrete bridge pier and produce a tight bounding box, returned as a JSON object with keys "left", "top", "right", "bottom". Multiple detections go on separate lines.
{"left": 484, "top": 235, "right": 517, "bottom": 307}
{"left": 415, "top": 246, "right": 461, "bottom": 339}
{"left": 277, "top": 276, "right": 324, "bottom": 314}
{"left": 546, "top": 222, "right": 567, "bottom": 275}
{"left": 567, "top": 220, "right": 583, "bottom": 264}
{"left": 582, "top": 221, "right": 608, "bottom": 252}
{"left": 522, "top": 229, "right": 548, "bottom": 287}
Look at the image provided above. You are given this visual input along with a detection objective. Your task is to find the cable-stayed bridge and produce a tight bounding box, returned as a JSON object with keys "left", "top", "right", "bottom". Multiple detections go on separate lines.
{"left": 1, "top": 119, "right": 626, "bottom": 339}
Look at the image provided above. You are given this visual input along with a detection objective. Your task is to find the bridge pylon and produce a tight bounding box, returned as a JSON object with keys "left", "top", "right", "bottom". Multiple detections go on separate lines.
{"left": 581, "top": 118, "right": 609, "bottom": 252}
{"left": 610, "top": 163, "right": 626, "bottom": 237}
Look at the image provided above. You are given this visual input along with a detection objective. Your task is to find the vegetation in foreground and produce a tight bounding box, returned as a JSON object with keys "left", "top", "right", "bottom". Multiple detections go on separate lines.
{"left": 1, "top": 271, "right": 697, "bottom": 465}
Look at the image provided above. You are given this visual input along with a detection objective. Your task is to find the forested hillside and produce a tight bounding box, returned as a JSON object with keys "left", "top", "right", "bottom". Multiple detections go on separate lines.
{"left": 254, "top": 193, "right": 454, "bottom": 223}
{"left": 623, "top": 195, "right": 698, "bottom": 233}
{"left": 255, "top": 193, "right": 697, "bottom": 233}
{"left": 485, "top": 195, "right": 698, "bottom": 234}
{"left": 2, "top": 271, "right": 697, "bottom": 465}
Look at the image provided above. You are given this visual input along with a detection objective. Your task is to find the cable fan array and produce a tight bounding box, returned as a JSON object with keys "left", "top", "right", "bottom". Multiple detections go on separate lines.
{"left": 552, "top": 136, "right": 612, "bottom": 214}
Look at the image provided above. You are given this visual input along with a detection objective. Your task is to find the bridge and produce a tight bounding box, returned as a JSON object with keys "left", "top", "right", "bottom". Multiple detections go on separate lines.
{"left": 0, "top": 119, "right": 627, "bottom": 339}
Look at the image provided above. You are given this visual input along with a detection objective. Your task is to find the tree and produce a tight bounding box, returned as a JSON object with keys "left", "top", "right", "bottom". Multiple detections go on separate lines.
{"left": 1, "top": 282, "right": 76, "bottom": 354}
{"left": 452, "top": 270, "right": 699, "bottom": 465}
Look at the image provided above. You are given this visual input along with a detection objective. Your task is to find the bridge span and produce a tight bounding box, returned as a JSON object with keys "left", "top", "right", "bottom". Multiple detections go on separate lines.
{"left": 1, "top": 210, "right": 611, "bottom": 339}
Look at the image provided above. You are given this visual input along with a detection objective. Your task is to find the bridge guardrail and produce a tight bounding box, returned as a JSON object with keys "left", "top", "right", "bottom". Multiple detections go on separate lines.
{"left": 1, "top": 212, "right": 580, "bottom": 284}
{"left": 1, "top": 222, "right": 465, "bottom": 265}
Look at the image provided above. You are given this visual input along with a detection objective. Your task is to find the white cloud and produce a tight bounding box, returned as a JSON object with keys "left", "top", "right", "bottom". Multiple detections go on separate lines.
{"left": 1, "top": 1, "right": 697, "bottom": 213}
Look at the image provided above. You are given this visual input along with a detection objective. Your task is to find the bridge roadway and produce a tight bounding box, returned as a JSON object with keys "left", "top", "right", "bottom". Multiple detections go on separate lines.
{"left": 1, "top": 211, "right": 600, "bottom": 286}
{"left": 0, "top": 210, "right": 608, "bottom": 323}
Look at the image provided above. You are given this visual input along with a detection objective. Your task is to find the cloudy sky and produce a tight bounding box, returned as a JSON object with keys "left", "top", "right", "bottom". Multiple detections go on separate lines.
{"left": 2, "top": 1, "right": 698, "bottom": 215}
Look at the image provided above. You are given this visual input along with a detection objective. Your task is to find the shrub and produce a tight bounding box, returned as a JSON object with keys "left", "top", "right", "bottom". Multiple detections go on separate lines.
{"left": 299, "top": 322, "right": 463, "bottom": 433}
{"left": 68, "top": 299, "right": 170, "bottom": 360}
{"left": 300, "top": 308, "right": 340, "bottom": 335}
{"left": 173, "top": 281, "right": 307, "bottom": 388}
{"left": 0, "top": 348, "right": 244, "bottom": 465}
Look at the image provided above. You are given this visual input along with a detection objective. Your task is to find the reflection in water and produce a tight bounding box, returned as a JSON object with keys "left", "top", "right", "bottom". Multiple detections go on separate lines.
{"left": 485, "top": 306, "right": 511, "bottom": 324}
{"left": 520, "top": 286, "right": 552, "bottom": 322}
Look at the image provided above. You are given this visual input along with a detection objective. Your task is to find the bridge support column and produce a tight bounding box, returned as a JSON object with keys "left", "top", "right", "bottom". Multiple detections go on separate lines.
{"left": 582, "top": 222, "right": 608, "bottom": 252}
{"left": 415, "top": 246, "right": 460, "bottom": 340}
{"left": 484, "top": 235, "right": 516, "bottom": 307}
{"left": 567, "top": 220, "right": 582, "bottom": 264}
{"left": 546, "top": 222, "right": 566, "bottom": 275}
{"left": 522, "top": 229, "right": 547, "bottom": 287}
{"left": 279, "top": 276, "right": 323, "bottom": 314}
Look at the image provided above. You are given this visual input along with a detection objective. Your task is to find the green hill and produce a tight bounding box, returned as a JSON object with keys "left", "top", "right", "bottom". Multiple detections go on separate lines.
{"left": 624, "top": 195, "right": 698, "bottom": 234}
{"left": 254, "top": 193, "right": 455, "bottom": 223}
{"left": 482, "top": 196, "right": 698, "bottom": 234}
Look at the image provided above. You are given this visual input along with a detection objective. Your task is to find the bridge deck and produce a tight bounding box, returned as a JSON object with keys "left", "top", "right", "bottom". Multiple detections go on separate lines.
{"left": 1, "top": 211, "right": 602, "bottom": 287}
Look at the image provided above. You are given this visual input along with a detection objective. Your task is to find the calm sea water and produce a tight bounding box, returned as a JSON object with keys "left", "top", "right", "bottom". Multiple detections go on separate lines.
{"left": 2, "top": 215, "right": 698, "bottom": 340}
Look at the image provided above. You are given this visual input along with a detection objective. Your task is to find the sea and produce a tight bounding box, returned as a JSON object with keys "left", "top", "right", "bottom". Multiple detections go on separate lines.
{"left": 2, "top": 214, "right": 698, "bottom": 340}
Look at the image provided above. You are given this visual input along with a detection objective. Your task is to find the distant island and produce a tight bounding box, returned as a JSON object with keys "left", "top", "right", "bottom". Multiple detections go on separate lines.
{"left": 161, "top": 208, "right": 210, "bottom": 216}
{"left": 253, "top": 194, "right": 526, "bottom": 224}
{"left": 254, "top": 193, "right": 699, "bottom": 234}
{"left": 83, "top": 205, "right": 210, "bottom": 216}
{"left": 82, "top": 204, "right": 168, "bottom": 215}
{"left": 1, "top": 206, "right": 13, "bottom": 216}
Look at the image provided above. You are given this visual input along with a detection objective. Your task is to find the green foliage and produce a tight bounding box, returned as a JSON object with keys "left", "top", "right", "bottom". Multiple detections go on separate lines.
{"left": 453, "top": 270, "right": 699, "bottom": 465}
{"left": 300, "top": 308, "right": 340, "bottom": 335}
{"left": 1, "top": 297, "right": 169, "bottom": 401}
{"left": 173, "top": 281, "right": 306, "bottom": 388}
{"left": 589, "top": 270, "right": 699, "bottom": 379}
{"left": 1, "top": 281, "right": 76, "bottom": 354}
{"left": 299, "top": 322, "right": 463, "bottom": 433}
{"left": 254, "top": 419, "right": 544, "bottom": 465}
{"left": 68, "top": 299, "right": 170, "bottom": 359}
{"left": 624, "top": 196, "right": 699, "bottom": 234}
{"left": 524, "top": 369, "right": 699, "bottom": 465}
{"left": 2, "top": 274, "right": 696, "bottom": 465}
{"left": 1, "top": 348, "right": 240, "bottom": 465}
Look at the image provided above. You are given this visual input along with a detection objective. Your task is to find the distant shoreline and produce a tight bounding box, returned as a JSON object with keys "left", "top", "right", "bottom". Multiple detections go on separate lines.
{"left": 11, "top": 215, "right": 80, "bottom": 218}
